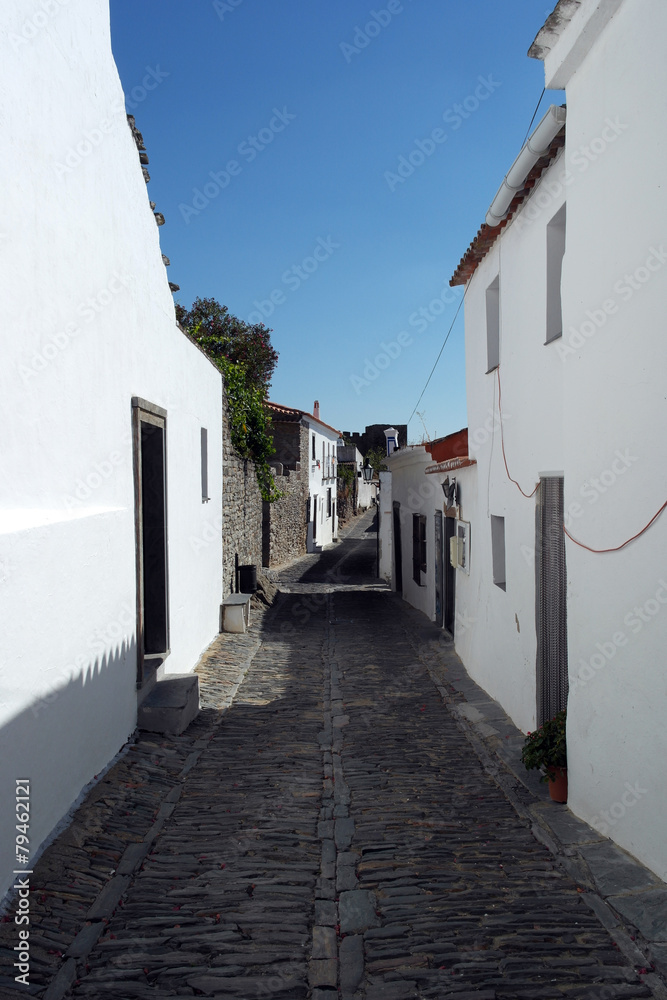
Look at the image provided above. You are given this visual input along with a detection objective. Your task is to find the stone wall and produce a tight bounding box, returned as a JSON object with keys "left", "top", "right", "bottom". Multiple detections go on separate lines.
{"left": 222, "top": 393, "right": 263, "bottom": 597}
{"left": 223, "top": 402, "right": 310, "bottom": 589}
{"left": 262, "top": 468, "right": 308, "bottom": 568}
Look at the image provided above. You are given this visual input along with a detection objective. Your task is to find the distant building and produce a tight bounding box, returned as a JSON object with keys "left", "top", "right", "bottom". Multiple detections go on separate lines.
{"left": 342, "top": 423, "right": 408, "bottom": 457}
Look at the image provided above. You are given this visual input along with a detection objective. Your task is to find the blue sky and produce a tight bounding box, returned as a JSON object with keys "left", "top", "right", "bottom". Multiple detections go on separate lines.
{"left": 109, "top": 0, "right": 560, "bottom": 443}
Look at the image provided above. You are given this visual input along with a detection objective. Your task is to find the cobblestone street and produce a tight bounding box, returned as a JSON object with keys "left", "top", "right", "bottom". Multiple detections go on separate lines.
{"left": 1, "top": 511, "right": 665, "bottom": 1000}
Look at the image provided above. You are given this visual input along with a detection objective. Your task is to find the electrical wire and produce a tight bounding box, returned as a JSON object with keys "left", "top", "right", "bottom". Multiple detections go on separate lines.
{"left": 407, "top": 291, "right": 466, "bottom": 428}
{"left": 496, "top": 366, "right": 539, "bottom": 499}
{"left": 565, "top": 501, "right": 667, "bottom": 553}
{"left": 522, "top": 87, "right": 547, "bottom": 145}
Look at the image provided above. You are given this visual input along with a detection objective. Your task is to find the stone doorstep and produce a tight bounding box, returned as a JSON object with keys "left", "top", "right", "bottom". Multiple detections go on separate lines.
{"left": 137, "top": 673, "right": 199, "bottom": 736}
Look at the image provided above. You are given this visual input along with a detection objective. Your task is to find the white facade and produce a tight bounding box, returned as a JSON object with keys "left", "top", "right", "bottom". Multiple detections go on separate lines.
{"left": 307, "top": 415, "right": 340, "bottom": 550}
{"left": 337, "top": 445, "right": 376, "bottom": 511}
{"left": 0, "top": 0, "right": 223, "bottom": 901}
{"left": 450, "top": 0, "right": 667, "bottom": 881}
{"left": 536, "top": 0, "right": 667, "bottom": 883}
{"left": 384, "top": 447, "right": 437, "bottom": 621}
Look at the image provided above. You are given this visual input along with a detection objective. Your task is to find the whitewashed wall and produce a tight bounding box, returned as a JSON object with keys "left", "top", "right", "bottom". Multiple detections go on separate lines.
{"left": 455, "top": 155, "right": 566, "bottom": 735}
{"left": 385, "top": 448, "right": 437, "bottom": 621}
{"left": 0, "top": 0, "right": 223, "bottom": 901}
{"left": 539, "top": 0, "right": 667, "bottom": 880}
{"left": 307, "top": 419, "right": 340, "bottom": 549}
{"left": 378, "top": 471, "right": 393, "bottom": 586}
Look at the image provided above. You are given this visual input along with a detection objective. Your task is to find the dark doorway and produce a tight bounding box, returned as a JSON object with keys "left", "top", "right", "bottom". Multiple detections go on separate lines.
{"left": 444, "top": 516, "right": 456, "bottom": 633}
{"left": 536, "top": 476, "right": 568, "bottom": 724}
{"left": 133, "top": 399, "right": 169, "bottom": 686}
{"left": 393, "top": 501, "right": 403, "bottom": 595}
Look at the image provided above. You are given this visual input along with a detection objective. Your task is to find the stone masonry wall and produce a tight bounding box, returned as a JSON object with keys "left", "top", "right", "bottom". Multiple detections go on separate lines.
{"left": 223, "top": 403, "right": 310, "bottom": 589}
{"left": 262, "top": 468, "right": 308, "bottom": 568}
{"left": 222, "top": 392, "right": 263, "bottom": 597}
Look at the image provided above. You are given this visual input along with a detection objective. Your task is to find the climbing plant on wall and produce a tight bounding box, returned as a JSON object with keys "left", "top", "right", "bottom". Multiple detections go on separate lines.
{"left": 176, "top": 297, "right": 283, "bottom": 501}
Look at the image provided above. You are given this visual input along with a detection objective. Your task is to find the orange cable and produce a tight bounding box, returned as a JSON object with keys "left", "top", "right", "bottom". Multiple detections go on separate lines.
{"left": 496, "top": 366, "right": 539, "bottom": 499}
{"left": 565, "top": 500, "right": 667, "bottom": 553}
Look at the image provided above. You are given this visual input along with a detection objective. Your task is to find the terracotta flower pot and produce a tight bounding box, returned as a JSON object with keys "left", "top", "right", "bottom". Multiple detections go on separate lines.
{"left": 546, "top": 766, "right": 568, "bottom": 803}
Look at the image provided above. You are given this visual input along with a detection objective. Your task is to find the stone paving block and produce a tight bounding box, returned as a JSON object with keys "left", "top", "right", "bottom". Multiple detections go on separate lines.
{"left": 530, "top": 800, "right": 603, "bottom": 845}
{"left": 308, "top": 957, "right": 338, "bottom": 987}
{"left": 337, "top": 866, "right": 358, "bottom": 891}
{"left": 312, "top": 924, "right": 337, "bottom": 959}
{"left": 322, "top": 838, "right": 336, "bottom": 863}
{"left": 85, "top": 874, "right": 131, "bottom": 920}
{"left": 116, "top": 840, "right": 151, "bottom": 875}
{"left": 579, "top": 841, "right": 661, "bottom": 896}
{"left": 580, "top": 890, "right": 620, "bottom": 930}
{"left": 315, "top": 899, "right": 337, "bottom": 926}
{"left": 340, "top": 933, "right": 364, "bottom": 993}
{"left": 339, "top": 890, "right": 380, "bottom": 932}
{"left": 42, "top": 958, "right": 77, "bottom": 1000}
{"left": 608, "top": 888, "right": 667, "bottom": 942}
{"left": 65, "top": 921, "right": 105, "bottom": 958}
{"left": 335, "top": 817, "right": 355, "bottom": 849}
{"left": 650, "top": 943, "right": 667, "bottom": 978}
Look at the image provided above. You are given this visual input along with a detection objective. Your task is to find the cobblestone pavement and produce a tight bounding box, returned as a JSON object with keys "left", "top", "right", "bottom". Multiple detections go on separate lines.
{"left": 1, "top": 510, "right": 665, "bottom": 999}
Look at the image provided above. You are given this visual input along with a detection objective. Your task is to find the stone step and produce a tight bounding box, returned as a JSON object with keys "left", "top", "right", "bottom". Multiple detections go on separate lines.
{"left": 137, "top": 674, "right": 199, "bottom": 735}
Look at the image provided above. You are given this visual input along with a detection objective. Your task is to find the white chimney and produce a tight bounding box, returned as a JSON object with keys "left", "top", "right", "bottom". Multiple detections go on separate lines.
{"left": 313, "top": 400, "right": 320, "bottom": 420}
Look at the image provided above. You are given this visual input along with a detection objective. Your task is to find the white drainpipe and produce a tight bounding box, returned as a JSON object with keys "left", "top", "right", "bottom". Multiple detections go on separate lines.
{"left": 485, "top": 105, "right": 567, "bottom": 228}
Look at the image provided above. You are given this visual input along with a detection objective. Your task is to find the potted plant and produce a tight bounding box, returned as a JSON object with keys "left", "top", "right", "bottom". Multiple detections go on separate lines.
{"left": 520, "top": 709, "right": 568, "bottom": 802}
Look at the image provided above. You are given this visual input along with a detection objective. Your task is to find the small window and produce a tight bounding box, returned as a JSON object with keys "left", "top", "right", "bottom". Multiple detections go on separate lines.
{"left": 486, "top": 275, "right": 500, "bottom": 372}
{"left": 546, "top": 205, "right": 566, "bottom": 343}
{"left": 491, "top": 515, "right": 506, "bottom": 590}
{"left": 412, "top": 514, "right": 427, "bottom": 585}
{"left": 201, "top": 427, "right": 209, "bottom": 502}
{"left": 327, "top": 488, "right": 332, "bottom": 517}
{"left": 312, "top": 434, "right": 316, "bottom": 460}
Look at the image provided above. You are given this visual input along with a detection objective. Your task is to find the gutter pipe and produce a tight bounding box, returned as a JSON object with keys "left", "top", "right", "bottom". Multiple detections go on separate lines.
{"left": 485, "top": 105, "right": 566, "bottom": 227}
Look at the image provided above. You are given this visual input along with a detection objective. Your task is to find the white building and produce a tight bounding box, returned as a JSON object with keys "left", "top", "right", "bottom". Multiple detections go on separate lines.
{"left": 379, "top": 430, "right": 472, "bottom": 632}
{"left": 0, "top": 0, "right": 223, "bottom": 901}
{"left": 447, "top": 0, "right": 667, "bottom": 881}
{"left": 307, "top": 402, "right": 341, "bottom": 550}
{"left": 337, "top": 444, "right": 376, "bottom": 512}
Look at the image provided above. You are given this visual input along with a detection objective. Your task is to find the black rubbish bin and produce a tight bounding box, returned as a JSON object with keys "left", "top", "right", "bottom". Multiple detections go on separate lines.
{"left": 238, "top": 564, "right": 258, "bottom": 593}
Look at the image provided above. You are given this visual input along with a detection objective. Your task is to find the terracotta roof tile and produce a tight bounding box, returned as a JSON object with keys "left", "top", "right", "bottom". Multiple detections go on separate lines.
{"left": 450, "top": 130, "right": 565, "bottom": 287}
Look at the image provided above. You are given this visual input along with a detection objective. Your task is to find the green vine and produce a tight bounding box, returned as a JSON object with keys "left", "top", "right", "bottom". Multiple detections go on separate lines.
{"left": 179, "top": 307, "right": 283, "bottom": 503}
{"left": 218, "top": 357, "right": 284, "bottom": 502}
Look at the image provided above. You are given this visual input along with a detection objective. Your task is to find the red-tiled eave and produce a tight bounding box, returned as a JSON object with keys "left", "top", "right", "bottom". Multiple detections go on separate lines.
{"left": 425, "top": 456, "right": 477, "bottom": 475}
{"left": 267, "top": 401, "right": 343, "bottom": 438}
{"left": 449, "top": 129, "right": 565, "bottom": 287}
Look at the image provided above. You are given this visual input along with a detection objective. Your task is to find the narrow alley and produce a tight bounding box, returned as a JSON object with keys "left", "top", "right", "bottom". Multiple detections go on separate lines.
{"left": 1, "top": 513, "right": 663, "bottom": 1000}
